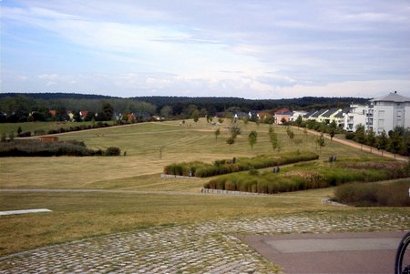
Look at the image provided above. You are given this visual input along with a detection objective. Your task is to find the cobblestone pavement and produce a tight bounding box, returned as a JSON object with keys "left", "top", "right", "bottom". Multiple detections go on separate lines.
{"left": 1, "top": 212, "right": 409, "bottom": 273}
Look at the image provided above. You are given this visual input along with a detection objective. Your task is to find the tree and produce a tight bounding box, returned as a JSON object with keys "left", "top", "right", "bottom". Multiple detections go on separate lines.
{"left": 248, "top": 130, "right": 257, "bottom": 150}
{"left": 191, "top": 109, "right": 200, "bottom": 123}
{"left": 376, "top": 130, "right": 388, "bottom": 155}
{"left": 214, "top": 128, "right": 221, "bottom": 142}
{"left": 329, "top": 120, "right": 337, "bottom": 141}
{"left": 229, "top": 124, "right": 241, "bottom": 138}
{"left": 269, "top": 130, "right": 280, "bottom": 152}
{"left": 160, "top": 105, "right": 173, "bottom": 119}
{"left": 366, "top": 129, "right": 376, "bottom": 152}
{"left": 354, "top": 125, "right": 366, "bottom": 144}
{"left": 102, "top": 102, "right": 114, "bottom": 121}
{"left": 316, "top": 133, "right": 325, "bottom": 153}
{"left": 389, "top": 129, "right": 404, "bottom": 156}
{"left": 295, "top": 115, "right": 303, "bottom": 128}
{"left": 286, "top": 127, "right": 294, "bottom": 142}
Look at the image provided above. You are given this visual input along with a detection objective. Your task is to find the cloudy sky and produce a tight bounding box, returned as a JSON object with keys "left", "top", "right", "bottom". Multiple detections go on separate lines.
{"left": 1, "top": 0, "right": 410, "bottom": 99}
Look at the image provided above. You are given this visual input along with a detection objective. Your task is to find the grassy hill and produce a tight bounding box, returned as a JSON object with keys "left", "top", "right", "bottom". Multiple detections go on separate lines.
{"left": 0, "top": 119, "right": 408, "bottom": 255}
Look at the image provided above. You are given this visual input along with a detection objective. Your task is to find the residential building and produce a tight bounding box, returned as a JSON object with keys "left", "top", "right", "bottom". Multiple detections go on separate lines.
{"left": 290, "top": 111, "right": 307, "bottom": 122}
{"left": 274, "top": 108, "right": 292, "bottom": 124}
{"left": 371, "top": 91, "right": 410, "bottom": 134}
{"left": 343, "top": 104, "right": 372, "bottom": 132}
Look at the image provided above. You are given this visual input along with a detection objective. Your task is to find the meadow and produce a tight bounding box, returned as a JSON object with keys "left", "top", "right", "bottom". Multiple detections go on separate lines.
{"left": 0, "top": 118, "right": 409, "bottom": 255}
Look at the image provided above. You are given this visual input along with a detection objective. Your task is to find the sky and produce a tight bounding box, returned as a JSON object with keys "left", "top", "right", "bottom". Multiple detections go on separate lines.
{"left": 1, "top": 0, "right": 410, "bottom": 99}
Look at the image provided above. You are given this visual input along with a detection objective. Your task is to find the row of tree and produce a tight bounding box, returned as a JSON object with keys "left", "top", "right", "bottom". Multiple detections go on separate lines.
{"left": 346, "top": 126, "right": 410, "bottom": 156}
{"left": 289, "top": 115, "right": 410, "bottom": 157}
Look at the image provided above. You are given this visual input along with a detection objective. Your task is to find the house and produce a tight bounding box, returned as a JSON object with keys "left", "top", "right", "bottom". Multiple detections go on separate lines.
{"left": 303, "top": 110, "right": 318, "bottom": 121}
{"left": 274, "top": 108, "right": 293, "bottom": 124}
{"left": 79, "top": 111, "right": 89, "bottom": 120}
{"left": 371, "top": 91, "right": 410, "bottom": 134}
{"left": 290, "top": 111, "right": 307, "bottom": 122}
{"left": 343, "top": 105, "right": 372, "bottom": 132}
{"left": 318, "top": 108, "right": 342, "bottom": 124}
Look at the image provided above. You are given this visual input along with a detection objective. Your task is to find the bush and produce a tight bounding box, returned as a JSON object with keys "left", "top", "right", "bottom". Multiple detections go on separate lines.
{"left": 0, "top": 140, "right": 121, "bottom": 157}
{"left": 104, "top": 146, "right": 121, "bottom": 156}
{"left": 334, "top": 181, "right": 410, "bottom": 207}
{"left": 18, "top": 131, "right": 32, "bottom": 137}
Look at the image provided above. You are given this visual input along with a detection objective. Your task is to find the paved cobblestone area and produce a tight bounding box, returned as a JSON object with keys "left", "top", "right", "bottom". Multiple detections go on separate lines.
{"left": 1, "top": 212, "right": 409, "bottom": 273}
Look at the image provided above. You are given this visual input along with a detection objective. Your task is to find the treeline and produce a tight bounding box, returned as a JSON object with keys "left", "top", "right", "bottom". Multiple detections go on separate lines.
{"left": 0, "top": 93, "right": 368, "bottom": 122}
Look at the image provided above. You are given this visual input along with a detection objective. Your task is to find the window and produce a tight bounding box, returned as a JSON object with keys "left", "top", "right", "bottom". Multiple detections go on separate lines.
{"left": 378, "top": 110, "right": 385, "bottom": 117}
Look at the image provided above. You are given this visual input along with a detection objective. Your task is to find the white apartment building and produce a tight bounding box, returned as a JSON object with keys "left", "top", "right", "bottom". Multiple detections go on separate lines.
{"left": 371, "top": 92, "right": 410, "bottom": 134}
{"left": 343, "top": 104, "right": 373, "bottom": 132}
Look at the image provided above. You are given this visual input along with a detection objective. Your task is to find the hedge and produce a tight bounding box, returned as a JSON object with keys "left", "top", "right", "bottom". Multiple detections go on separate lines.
{"left": 163, "top": 151, "right": 319, "bottom": 177}
{"left": 0, "top": 140, "right": 120, "bottom": 157}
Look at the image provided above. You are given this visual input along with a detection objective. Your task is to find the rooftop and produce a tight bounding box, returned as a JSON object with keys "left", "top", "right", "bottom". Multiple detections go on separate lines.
{"left": 372, "top": 92, "right": 410, "bottom": 103}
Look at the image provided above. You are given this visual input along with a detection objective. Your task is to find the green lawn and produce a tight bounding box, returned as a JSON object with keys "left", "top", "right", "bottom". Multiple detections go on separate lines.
{"left": 0, "top": 119, "right": 408, "bottom": 256}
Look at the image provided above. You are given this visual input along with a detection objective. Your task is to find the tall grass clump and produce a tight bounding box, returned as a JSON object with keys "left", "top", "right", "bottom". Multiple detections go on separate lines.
{"left": 163, "top": 151, "right": 319, "bottom": 177}
{"left": 204, "top": 159, "right": 410, "bottom": 194}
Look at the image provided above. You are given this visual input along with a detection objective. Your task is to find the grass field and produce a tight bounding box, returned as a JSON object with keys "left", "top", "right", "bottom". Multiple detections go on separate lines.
{"left": 0, "top": 119, "right": 409, "bottom": 255}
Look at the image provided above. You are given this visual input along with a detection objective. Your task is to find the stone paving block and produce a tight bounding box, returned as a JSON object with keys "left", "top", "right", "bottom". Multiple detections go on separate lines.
{"left": 1, "top": 213, "right": 409, "bottom": 273}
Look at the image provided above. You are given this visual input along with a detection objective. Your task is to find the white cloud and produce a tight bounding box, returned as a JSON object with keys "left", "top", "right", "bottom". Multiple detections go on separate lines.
{"left": 2, "top": 1, "right": 410, "bottom": 98}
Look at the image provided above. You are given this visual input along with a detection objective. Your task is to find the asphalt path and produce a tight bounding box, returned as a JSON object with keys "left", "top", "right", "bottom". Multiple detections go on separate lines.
{"left": 240, "top": 231, "right": 407, "bottom": 274}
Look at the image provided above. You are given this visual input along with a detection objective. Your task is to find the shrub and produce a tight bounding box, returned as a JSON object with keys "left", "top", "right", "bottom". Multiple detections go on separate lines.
{"left": 0, "top": 140, "right": 121, "bottom": 157}
{"left": 334, "top": 181, "right": 410, "bottom": 207}
{"left": 18, "top": 131, "right": 32, "bottom": 137}
{"left": 104, "top": 147, "right": 121, "bottom": 156}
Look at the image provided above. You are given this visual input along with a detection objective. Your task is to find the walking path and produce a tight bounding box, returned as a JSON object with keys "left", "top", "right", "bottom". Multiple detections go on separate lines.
{"left": 1, "top": 213, "right": 409, "bottom": 273}
{"left": 241, "top": 231, "right": 406, "bottom": 274}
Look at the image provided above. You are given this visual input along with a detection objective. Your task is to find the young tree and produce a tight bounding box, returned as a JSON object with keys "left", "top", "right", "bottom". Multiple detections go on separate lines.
{"left": 366, "top": 129, "right": 376, "bottom": 152}
{"left": 269, "top": 130, "right": 280, "bottom": 152}
{"left": 389, "top": 129, "right": 404, "bottom": 157}
{"left": 329, "top": 120, "right": 337, "bottom": 141}
{"left": 214, "top": 128, "right": 221, "bottom": 142}
{"left": 295, "top": 115, "right": 303, "bottom": 128}
{"left": 286, "top": 127, "right": 295, "bottom": 142}
{"left": 376, "top": 130, "right": 388, "bottom": 155}
{"left": 230, "top": 124, "right": 241, "bottom": 138}
{"left": 354, "top": 125, "right": 366, "bottom": 144}
{"left": 191, "top": 109, "right": 200, "bottom": 123}
{"left": 316, "top": 133, "right": 325, "bottom": 153}
{"left": 248, "top": 130, "right": 257, "bottom": 150}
